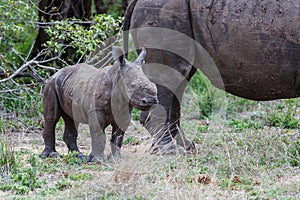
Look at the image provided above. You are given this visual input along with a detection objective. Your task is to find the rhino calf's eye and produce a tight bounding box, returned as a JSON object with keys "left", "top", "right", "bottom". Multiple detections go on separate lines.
{"left": 130, "top": 83, "right": 137, "bottom": 88}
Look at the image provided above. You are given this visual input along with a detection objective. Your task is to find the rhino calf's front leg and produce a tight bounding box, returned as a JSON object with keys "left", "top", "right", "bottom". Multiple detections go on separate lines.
{"left": 87, "top": 113, "right": 107, "bottom": 162}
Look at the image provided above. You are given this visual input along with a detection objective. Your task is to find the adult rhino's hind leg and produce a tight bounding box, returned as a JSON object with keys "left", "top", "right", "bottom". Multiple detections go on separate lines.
{"left": 61, "top": 113, "right": 85, "bottom": 159}
{"left": 40, "top": 78, "right": 61, "bottom": 158}
{"left": 109, "top": 124, "right": 125, "bottom": 161}
{"left": 168, "top": 98, "right": 195, "bottom": 152}
{"left": 140, "top": 85, "right": 186, "bottom": 155}
{"left": 171, "top": 73, "right": 196, "bottom": 152}
{"left": 126, "top": 0, "right": 198, "bottom": 155}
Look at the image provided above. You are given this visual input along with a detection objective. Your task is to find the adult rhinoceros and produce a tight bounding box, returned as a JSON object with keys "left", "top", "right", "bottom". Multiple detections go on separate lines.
{"left": 123, "top": 0, "right": 300, "bottom": 154}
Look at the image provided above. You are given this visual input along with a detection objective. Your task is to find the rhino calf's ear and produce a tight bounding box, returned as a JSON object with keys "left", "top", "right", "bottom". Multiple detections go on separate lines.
{"left": 134, "top": 47, "right": 146, "bottom": 65}
{"left": 112, "top": 46, "right": 126, "bottom": 66}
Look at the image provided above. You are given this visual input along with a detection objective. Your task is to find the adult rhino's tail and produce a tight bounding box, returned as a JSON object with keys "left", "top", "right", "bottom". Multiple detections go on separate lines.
{"left": 123, "top": 0, "right": 138, "bottom": 58}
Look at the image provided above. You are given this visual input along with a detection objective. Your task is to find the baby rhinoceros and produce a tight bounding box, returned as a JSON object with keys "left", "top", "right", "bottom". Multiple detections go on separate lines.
{"left": 40, "top": 47, "right": 158, "bottom": 162}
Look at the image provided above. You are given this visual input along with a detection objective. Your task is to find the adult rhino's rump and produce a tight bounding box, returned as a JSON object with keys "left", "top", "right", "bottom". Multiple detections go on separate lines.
{"left": 190, "top": 0, "right": 300, "bottom": 100}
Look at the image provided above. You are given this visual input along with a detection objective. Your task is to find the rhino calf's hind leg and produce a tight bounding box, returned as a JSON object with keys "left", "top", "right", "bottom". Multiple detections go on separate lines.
{"left": 61, "top": 113, "right": 84, "bottom": 159}
{"left": 40, "top": 79, "right": 61, "bottom": 158}
{"left": 41, "top": 120, "right": 61, "bottom": 158}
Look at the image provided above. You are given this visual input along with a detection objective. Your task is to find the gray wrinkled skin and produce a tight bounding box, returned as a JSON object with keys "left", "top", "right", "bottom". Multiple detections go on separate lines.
{"left": 123, "top": 0, "right": 300, "bottom": 154}
{"left": 40, "top": 47, "right": 158, "bottom": 161}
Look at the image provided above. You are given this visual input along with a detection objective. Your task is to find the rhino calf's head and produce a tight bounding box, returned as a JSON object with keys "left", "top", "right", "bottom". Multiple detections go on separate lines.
{"left": 112, "top": 46, "right": 158, "bottom": 111}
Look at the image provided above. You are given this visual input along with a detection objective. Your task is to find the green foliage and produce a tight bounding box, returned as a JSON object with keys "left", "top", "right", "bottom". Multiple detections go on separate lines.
{"left": 197, "top": 124, "right": 209, "bottom": 133}
{"left": 226, "top": 98, "right": 300, "bottom": 131}
{"left": 0, "top": 150, "right": 92, "bottom": 195}
{"left": 229, "top": 118, "right": 264, "bottom": 131}
{"left": 279, "top": 138, "right": 300, "bottom": 167}
{"left": 2, "top": 84, "right": 43, "bottom": 114}
{"left": 184, "top": 155, "right": 209, "bottom": 174}
{"left": 39, "top": 186, "right": 57, "bottom": 196}
{"left": 55, "top": 177, "right": 72, "bottom": 191}
{"left": 225, "top": 96, "right": 257, "bottom": 117}
{"left": 123, "top": 136, "right": 141, "bottom": 145}
{"left": 62, "top": 151, "right": 86, "bottom": 165}
{"left": 0, "top": 0, "right": 42, "bottom": 123}
{"left": 11, "top": 154, "right": 45, "bottom": 195}
{"left": 0, "top": 85, "right": 44, "bottom": 132}
{"left": 69, "top": 173, "right": 92, "bottom": 181}
{"left": 218, "top": 176, "right": 256, "bottom": 191}
{"left": 45, "top": 14, "right": 122, "bottom": 63}
{"left": 0, "top": 0, "right": 37, "bottom": 68}
{"left": 0, "top": 116, "right": 2, "bottom": 131}
{"left": 11, "top": 166, "right": 44, "bottom": 194}
{"left": 131, "top": 108, "right": 140, "bottom": 121}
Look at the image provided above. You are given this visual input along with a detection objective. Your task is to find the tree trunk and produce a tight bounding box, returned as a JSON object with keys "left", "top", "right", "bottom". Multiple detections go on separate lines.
{"left": 94, "top": 0, "right": 107, "bottom": 14}
{"left": 121, "top": 0, "right": 128, "bottom": 12}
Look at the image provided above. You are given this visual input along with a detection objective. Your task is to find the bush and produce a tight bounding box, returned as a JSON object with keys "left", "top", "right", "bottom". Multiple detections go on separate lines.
{"left": 0, "top": 0, "right": 37, "bottom": 69}
{"left": 44, "top": 14, "right": 123, "bottom": 64}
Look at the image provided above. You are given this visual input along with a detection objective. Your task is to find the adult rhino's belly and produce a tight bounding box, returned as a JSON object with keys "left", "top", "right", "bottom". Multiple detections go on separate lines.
{"left": 191, "top": 0, "right": 300, "bottom": 100}
{"left": 212, "top": 34, "right": 300, "bottom": 100}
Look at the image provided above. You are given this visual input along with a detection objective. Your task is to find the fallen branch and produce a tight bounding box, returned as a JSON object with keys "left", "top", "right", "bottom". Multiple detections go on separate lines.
{"left": 0, "top": 49, "right": 62, "bottom": 83}
{"left": 0, "top": 72, "right": 42, "bottom": 80}
{"left": 0, "top": 60, "right": 35, "bottom": 83}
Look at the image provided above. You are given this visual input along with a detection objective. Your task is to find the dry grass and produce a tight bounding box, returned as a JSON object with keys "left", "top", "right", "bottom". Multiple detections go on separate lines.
{"left": 0, "top": 116, "right": 299, "bottom": 199}
{"left": 0, "top": 87, "right": 299, "bottom": 199}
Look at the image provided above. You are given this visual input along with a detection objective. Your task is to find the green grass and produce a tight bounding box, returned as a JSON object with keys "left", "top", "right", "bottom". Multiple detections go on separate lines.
{"left": 131, "top": 108, "right": 140, "bottom": 121}
{"left": 123, "top": 136, "right": 141, "bottom": 145}
{"left": 188, "top": 70, "right": 300, "bottom": 130}
{"left": 0, "top": 151, "right": 45, "bottom": 194}
{"left": 189, "top": 70, "right": 216, "bottom": 119}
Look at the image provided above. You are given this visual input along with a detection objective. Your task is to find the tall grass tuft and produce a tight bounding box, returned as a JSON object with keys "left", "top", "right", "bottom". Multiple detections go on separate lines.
{"left": 0, "top": 138, "right": 18, "bottom": 176}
